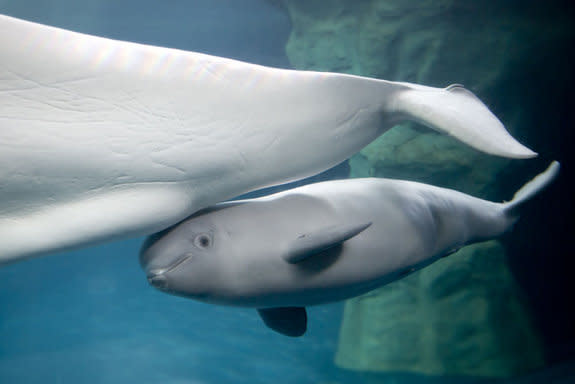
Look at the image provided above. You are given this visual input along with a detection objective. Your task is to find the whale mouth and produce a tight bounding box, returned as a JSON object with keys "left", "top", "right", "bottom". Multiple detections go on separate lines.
{"left": 149, "top": 254, "right": 192, "bottom": 275}
{"left": 146, "top": 254, "right": 194, "bottom": 291}
{"left": 147, "top": 273, "right": 168, "bottom": 290}
{"left": 146, "top": 254, "right": 194, "bottom": 290}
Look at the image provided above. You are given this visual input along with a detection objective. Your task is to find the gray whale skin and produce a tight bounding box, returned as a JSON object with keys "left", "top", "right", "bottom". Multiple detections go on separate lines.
{"left": 141, "top": 162, "right": 559, "bottom": 337}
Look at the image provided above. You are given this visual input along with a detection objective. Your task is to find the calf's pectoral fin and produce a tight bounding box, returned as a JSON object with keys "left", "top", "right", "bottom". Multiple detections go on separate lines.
{"left": 282, "top": 222, "right": 372, "bottom": 264}
{"left": 257, "top": 307, "right": 307, "bottom": 337}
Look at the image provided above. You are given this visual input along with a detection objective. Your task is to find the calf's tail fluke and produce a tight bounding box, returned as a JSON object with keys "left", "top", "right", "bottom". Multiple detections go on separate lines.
{"left": 504, "top": 161, "right": 560, "bottom": 216}
{"left": 393, "top": 83, "right": 537, "bottom": 159}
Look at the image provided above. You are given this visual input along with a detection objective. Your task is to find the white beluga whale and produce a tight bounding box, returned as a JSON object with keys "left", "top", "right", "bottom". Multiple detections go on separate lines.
{"left": 140, "top": 162, "right": 559, "bottom": 337}
{"left": 0, "top": 14, "right": 536, "bottom": 264}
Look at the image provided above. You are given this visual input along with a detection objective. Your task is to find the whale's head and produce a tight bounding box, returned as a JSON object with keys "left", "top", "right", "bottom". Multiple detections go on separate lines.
{"left": 138, "top": 194, "right": 335, "bottom": 306}
{"left": 139, "top": 207, "right": 227, "bottom": 301}
{"left": 139, "top": 201, "right": 273, "bottom": 304}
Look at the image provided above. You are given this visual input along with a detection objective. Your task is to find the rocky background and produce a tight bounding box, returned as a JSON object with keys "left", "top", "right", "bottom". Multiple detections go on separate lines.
{"left": 336, "top": 242, "right": 543, "bottom": 376}
{"left": 276, "top": 0, "right": 575, "bottom": 377}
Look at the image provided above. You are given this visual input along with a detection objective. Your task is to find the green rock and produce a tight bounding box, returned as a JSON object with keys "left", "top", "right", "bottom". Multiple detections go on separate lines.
{"left": 334, "top": 241, "right": 545, "bottom": 377}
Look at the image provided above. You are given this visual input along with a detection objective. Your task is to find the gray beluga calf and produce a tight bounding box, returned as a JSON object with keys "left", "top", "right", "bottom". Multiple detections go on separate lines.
{"left": 0, "top": 14, "right": 535, "bottom": 264}
{"left": 141, "top": 162, "right": 559, "bottom": 337}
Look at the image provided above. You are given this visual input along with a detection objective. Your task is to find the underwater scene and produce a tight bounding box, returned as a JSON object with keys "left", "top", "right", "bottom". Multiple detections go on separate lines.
{"left": 0, "top": 0, "right": 574, "bottom": 383}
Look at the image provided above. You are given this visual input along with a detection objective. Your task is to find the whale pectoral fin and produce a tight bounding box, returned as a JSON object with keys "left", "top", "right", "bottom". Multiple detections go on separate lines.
{"left": 282, "top": 222, "right": 372, "bottom": 264}
{"left": 257, "top": 307, "right": 307, "bottom": 337}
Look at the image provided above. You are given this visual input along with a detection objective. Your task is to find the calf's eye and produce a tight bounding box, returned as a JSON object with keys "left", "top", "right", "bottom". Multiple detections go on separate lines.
{"left": 194, "top": 233, "right": 212, "bottom": 249}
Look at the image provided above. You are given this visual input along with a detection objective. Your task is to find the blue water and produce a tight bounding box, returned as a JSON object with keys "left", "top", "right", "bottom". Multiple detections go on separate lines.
{"left": 1, "top": 1, "right": 574, "bottom": 383}
{"left": 1, "top": 243, "right": 573, "bottom": 384}
{"left": 0, "top": 239, "right": 345, "bottom": 383}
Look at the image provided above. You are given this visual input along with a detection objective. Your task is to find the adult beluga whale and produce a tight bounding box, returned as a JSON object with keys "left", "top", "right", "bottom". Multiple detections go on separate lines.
{"left": 140, "top": 162, "right": 559, "bottom": 337}
{"left": 0, "top": 14, "right": 536, "bottom": 264}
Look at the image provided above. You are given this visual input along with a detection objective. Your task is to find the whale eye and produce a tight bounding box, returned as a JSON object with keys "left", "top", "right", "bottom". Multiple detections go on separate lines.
{"left": 193, "top": 233, "right": 212, "bottom": 249}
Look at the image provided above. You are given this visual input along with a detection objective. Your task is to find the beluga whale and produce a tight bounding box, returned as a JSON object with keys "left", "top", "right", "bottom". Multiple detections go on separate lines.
{"left": 0, "top": 14, "right": 536, "bottom": 264}
{"left": 140, "top": 162, "right": 559, "bottom": 337}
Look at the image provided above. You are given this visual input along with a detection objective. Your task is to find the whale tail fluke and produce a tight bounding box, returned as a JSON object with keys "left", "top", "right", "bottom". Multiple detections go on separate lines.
{"left": 503, "top": 161, "right": 560, "bottom": 216}
{"left": 393, "top": 83, "right": 537, "bottom": 159}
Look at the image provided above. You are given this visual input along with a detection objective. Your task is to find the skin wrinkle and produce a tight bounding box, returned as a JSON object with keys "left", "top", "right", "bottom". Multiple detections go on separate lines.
{"left": 1, "top": 72, "right": 105, "bottom": 91}
{"left": 2, "top": 68, "right": 214, "bottom": 182}
{"left": 109, "top": 94, "right": 160, "bottom": 126}
{"left": 336, "top": 108, "right": 363, "bottom": 131}
{"left": 148, "top": 153, "right": 189, "bottom": 176}
{"left": 262, "top": 134, "right": 281, "bottom": 156}
{"left": 3, "top": 101, "right": 195, "bottom": 183}
{"left": 0, "top": 84, "right": 45, "bottom": 92}
{"left": 239, "top": 150, "right": 249, "bottom": 170}
{"left": 4, "top": 68, "right": 121, "bottom": 116}
{"left": 0, "top": 115, "right": 115, "bottom": 124}
{"left": 4, "top": 95, "right": 115, "bottom": 126}
{"left": 168, "top": 98, "right": 187, "bottom": 133}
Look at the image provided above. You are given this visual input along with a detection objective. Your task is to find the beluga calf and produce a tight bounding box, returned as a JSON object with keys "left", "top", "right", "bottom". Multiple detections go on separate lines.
{"left": 0, "top": 14, "right": 535, "bottom": 263}
{"left": 141, "top": 162, "right": 559, "bottom": 337}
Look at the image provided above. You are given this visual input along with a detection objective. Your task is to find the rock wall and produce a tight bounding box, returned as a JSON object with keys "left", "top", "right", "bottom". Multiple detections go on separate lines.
{"left": 277, "top": 0, "right": 562, "bottom": 377}
{"left": 335, "top": 241, "right": 544, "bottom": 377}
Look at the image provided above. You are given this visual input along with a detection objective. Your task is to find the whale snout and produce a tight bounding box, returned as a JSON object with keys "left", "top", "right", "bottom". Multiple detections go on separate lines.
{"left": 147, "top": 271, "right": 169, "bottom": 290}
